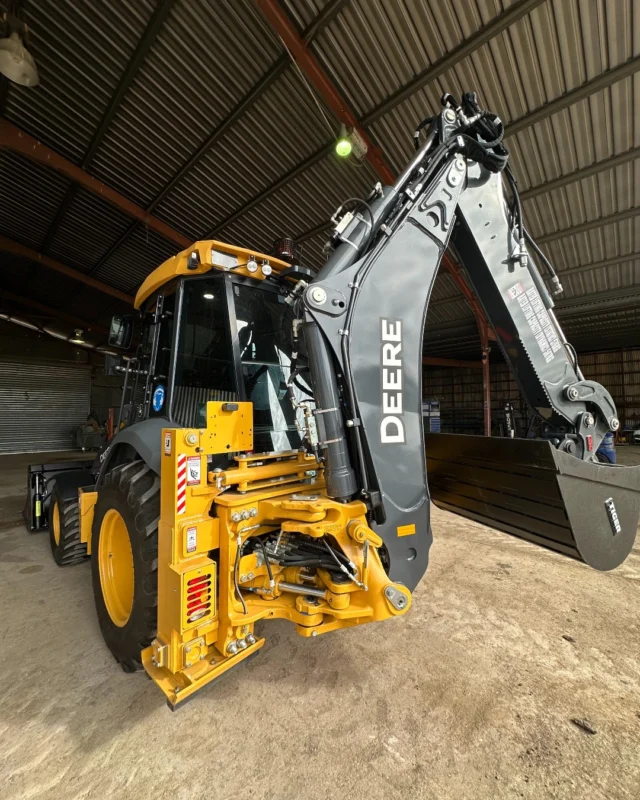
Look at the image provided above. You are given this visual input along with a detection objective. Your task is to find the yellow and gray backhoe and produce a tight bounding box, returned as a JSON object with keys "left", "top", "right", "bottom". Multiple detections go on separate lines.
{"left": 25, "top": 92, "right": 640, "bottom": 708}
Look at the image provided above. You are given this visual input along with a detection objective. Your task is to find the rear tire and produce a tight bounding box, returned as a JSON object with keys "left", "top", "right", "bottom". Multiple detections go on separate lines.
{"left": 49, "top": 485, "right": 86, "bottom": 566}
{"left": 91, "top": 461, "right": 159, "bottom": 672}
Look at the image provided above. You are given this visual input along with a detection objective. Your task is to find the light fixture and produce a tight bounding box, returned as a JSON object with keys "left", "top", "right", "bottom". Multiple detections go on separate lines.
{"left": 203, "top": 292, "right": 214, "bottom": 300}
{"left": 246, "top": 258, "right": 258, "bottom": 273}
{"left": 0, "top": 30, "right": 39, "bottom": 87}
{"left": 69, "top": 328, "right": 85, "bottom": 344}
{"left": 261, "top": 262, "right": 272, "bottom": 277}
{"left": 187, "top": 249, "right": 201, "bottom": 270}
{"left": 335, "top": 123, "right": 352, "bottom": 158}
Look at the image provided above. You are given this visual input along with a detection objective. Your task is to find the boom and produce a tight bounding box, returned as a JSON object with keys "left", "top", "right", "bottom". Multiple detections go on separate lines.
{"left": 298, "top": 92, "right": 639, "bottom": 589}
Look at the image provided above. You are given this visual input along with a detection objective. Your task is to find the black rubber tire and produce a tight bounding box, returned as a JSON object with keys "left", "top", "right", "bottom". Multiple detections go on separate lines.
{"left": 91, "top": 461, "right": 159, "bottom": 673}
{"left": 49, "top": 485, "right": 87, "bottom": 566}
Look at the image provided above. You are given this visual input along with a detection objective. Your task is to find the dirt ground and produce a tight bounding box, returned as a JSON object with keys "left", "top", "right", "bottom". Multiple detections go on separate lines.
{"left": 1, "top": 448, "right": 639, "bottom": 800}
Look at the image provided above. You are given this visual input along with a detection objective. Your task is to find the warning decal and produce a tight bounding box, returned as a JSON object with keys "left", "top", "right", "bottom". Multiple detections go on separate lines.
{"left": 510, "top": 284, "right": 562, "bottom": 364}
{"left": 507, "top": 282, "right": 524, "bottom": 300}
{"left": 187, "top": 456, "right": 201, "bottom": 486}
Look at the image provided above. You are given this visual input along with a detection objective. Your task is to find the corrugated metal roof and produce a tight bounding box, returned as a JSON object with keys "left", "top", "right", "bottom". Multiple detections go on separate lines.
{"left": 152, "top": 64, "right": 342, "bottom": 240}
{"left": 88, "top": 0, "right": 285, "bottom": 207}
{"left": 0, "top": 150, "right": 70, "bottom": 248}
{"left": 48, "top": 188, "right": 136, "bottom": 274}
{"left": 4, "top": 0, "right": 156, "bottom": 162}
{"left": 0, "top": 0, "right": 638, "bottom": 353}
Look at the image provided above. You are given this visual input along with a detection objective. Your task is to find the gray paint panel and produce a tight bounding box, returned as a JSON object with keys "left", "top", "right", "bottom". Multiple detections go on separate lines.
{"left": 97, "top": 416, "right": 182, "bottom": 484}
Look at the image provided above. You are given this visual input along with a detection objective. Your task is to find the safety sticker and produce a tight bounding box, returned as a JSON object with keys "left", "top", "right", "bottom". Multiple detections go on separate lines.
{"left": 177, "top": 454, "right": 187, "bottom": 515}
{"left": 164, "top": 432, "right": 172, "bottom": 456}
{"left": 515, "top": 286, "right": 562, "bottom": 364}
{"left": 507, "top": 282, "right": 524, "bottom": 300}
{"left": 186, "top": 526, "right": 197, "bottom": 553}
{"left": 152, "top": 384, "right": 165, "bottom": 412}
{"left": 187, "top": 455, "right": 201, "bottom": 486}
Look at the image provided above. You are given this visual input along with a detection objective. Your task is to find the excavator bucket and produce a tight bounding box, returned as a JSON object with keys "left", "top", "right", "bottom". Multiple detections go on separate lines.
{"left": 426, "top": 433, "right": 640, "bottom": 570}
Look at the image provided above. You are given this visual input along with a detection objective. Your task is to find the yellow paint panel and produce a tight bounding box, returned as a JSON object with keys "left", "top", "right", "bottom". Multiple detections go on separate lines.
{"left": 397, "top": 523, "right": 416, "bottom": 537}
{"left": 135, "top": 239, "right": 290, "bottom": 308}
{"left": 79, "top": 489, "right": 98, "bottom": 551}
{"left": 204, "top": 401, "right": 253, "bottom": 453}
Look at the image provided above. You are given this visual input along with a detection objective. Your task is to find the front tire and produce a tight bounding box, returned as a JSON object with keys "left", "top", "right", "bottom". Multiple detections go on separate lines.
{"left": 49, "top": 485, "right": 86, "bottom": 566}
{"left": 91, "top": 461, "right": 159, "bottom": 672}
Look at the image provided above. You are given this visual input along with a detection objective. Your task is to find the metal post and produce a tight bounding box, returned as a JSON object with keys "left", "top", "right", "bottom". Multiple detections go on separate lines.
{"left": 480, "top": 322, "right": 491, "bottom": 436}
{"left": 620, "top": 348, "right": 627, "bottom": 433}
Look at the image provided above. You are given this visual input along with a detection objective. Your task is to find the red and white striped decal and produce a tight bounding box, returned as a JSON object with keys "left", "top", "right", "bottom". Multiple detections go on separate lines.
{"left": 177, "top": 453, "right": 187, "bottom": 515}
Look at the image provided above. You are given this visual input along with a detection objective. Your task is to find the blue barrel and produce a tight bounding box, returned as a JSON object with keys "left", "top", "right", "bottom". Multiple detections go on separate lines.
{"left": 596, "top": 432, "right": 616, "bottom": 464}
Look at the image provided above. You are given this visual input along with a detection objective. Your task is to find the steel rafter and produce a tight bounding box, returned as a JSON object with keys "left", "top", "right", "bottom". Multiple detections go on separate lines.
{"left": 520, "top": 147, "right": 640, "bottom": 201}
{"left": 537, "top": 207, "right": 640, "bottom": 244}
{"left": 86, "top": 0, "right": 352, "bottom": 277}
{"left": 361, "top": 0, "right": 547, "bottom": 126}
{"left": 0, "top": 235, "right": 134, "bottom": 303}
{"left": 210, "top": 40, "right": 639, "bottom": 251}
{"left": 0, "top": 287, "right": 109, "bottom": 334}
{"left": 37, "top": 0, "right": 176, "bottom": 255}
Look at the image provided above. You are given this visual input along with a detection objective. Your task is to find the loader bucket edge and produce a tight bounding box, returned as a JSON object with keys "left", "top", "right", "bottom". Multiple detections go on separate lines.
{"left": 425, "top": 433, "right": 640, "bottom": 570}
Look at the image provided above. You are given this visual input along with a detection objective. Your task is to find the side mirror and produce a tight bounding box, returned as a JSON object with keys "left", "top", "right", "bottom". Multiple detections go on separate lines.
{"left": 108, "top": 315, "right": 134, "bottom": 349}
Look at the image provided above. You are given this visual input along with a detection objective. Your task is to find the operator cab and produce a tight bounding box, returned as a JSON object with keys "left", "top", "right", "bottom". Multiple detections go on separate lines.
{"left": 108, "top": 240, "right": 312, "bottom": 453}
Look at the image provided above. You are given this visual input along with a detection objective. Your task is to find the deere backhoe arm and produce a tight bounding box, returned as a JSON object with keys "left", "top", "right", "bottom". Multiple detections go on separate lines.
{"left": 300, "top": 93, "right": 639, "bottom": 588}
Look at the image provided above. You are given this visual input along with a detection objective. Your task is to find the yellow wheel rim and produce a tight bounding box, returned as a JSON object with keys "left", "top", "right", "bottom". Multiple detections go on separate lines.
{"left": 98, "top": 509, "right": 134, "bottom": 627}
{"left": 52, "top": 501, "right": 61, "bottom": 546}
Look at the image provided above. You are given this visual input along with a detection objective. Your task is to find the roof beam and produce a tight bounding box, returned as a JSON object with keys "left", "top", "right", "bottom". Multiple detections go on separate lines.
{"left": 38, "top": 0, "right": 176, "bottom": 253}
{"left": 557, "top": 254, "right": 638, "bottom": 279}
{"left": 555, "top": 285, "right": 640, "bottom": 314}
{"left": 88, "top": 0, "right": 351, "bottom": 276}
{"left": 213, "top": 13, "right": 636, "bottom": 247}
{"left": 0, "top": 235, "right": 134, "bottom": 304}
{"left": 205, "top": 143, "right": 333, "bottom": 237}
{"left": 536, "top": 206, "right": 639, "bottom": 244}
{"left": 0, "top": 118, "right": 190, "bottom": 250}
{"left": 254, "top": 0, "right": 394, "bottom": 183}
{"left": 520, "top": 147, "right": 640, "bottom": 201}
{"left": 507, "top": 55, "right": 640, "bottom": 136}
{"left": 83, "top": 0, "right": 175, "bottom": 168}
{"left": 155, "top": 0, "right": 349, "bottom": 213}
{"left": 254, "top": 0, "right": 490, "bottom": 335}
{"left": 0, "top": 288, "right": 109, "bottom": 334}
{"left": 361, "top": 0, "right": 547, "bottom": 126}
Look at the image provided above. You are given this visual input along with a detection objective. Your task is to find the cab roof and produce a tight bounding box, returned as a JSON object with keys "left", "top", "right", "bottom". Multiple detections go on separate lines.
{"left": 134, "top": 239, "right": 290, "bottom": 309}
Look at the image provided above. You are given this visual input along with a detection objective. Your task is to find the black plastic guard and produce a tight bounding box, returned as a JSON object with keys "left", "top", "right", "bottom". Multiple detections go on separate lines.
{"left": 426, "top": 433, "right": 640, "bottom": 570}
{"left": 24, "top": 460, "right": 94, "bottom": 532}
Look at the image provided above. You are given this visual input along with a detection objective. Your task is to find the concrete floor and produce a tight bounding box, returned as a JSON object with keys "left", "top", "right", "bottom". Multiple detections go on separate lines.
{"left": 1, "top": 448, "right": 639, "bottom": 800}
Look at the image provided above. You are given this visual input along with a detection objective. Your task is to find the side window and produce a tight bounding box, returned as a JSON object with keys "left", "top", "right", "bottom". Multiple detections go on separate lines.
{"left": 233, "top": 283, "right": 313, "bottom": 452}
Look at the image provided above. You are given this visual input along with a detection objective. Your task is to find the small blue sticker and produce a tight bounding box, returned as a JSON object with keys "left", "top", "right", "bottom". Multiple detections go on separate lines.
{"left": 152, "top": 384, "right": 165, "bottom": 412}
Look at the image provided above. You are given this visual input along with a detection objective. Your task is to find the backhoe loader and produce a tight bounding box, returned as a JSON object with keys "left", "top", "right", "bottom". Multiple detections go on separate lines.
{"left": 26, "top": 93, "right": 640, "bottom": 708}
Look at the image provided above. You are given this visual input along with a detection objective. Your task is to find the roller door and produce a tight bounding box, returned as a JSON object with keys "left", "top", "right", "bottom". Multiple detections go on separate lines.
{"left": 0, "top": 357, "right": 91, "bottom": 454}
